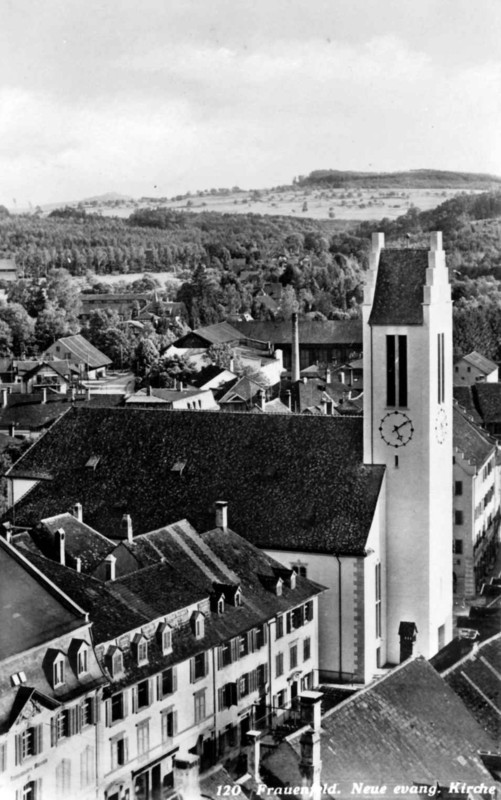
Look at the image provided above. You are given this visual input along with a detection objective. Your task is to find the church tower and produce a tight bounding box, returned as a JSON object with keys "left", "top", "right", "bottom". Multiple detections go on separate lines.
{"left": 363, "top": 232, "right": 453, "bottom": 664}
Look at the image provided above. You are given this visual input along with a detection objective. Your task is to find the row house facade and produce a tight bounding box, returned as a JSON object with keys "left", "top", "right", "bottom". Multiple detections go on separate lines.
{"left": 453, "top": 404, "right": 501, "bottom": 597}
{"left": 2, "top": 508, "right": 322, "bottom": 800}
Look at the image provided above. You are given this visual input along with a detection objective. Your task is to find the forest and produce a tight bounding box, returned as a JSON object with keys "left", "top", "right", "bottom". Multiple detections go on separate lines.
{"left": 0, "top": 189, "right": 499, "bottom": 362}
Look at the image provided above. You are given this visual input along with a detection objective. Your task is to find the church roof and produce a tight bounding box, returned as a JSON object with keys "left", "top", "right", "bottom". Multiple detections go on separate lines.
{"left": 369, "top": 249, "right": 429, "bottom": 326}
{"left": 6, "top": 407, "right": 385, "bottom": 556}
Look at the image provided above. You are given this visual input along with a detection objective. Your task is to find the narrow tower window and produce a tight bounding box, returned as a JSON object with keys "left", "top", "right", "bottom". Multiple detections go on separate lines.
{"left": 386, "top": 335, "right": 407, "bottom": 407}
{"left": 437, "top": 333, "right": 445, "bottom": 404}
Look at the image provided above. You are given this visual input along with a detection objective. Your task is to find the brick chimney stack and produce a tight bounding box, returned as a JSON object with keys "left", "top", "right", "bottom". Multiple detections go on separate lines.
{"left": 173, "top": 754, "right": 203, "bottom": 800}
{"left": 215, "top": 501, "right": 228, "bottom": 531}
{"left": 121, "top": 513, "right": 133, "bottom": 543}
{"left": 73, "top": 503, "right": 83, "bottom": 523}
{"left": 56, "top": 528, "right": 66, "bottom": 565}
{"left": 246, "top": 730, "right": 261, "bottom": 781}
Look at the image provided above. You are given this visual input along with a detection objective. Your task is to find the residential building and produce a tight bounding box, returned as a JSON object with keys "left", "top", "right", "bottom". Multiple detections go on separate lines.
{"left": 43, "top": 335, "right": 112, "bottom": 379}
{"left": 0, "top": 537, "right": 106, "bottom": 800}
{"left": 8, "top": 510, "right": 323, "bottom": 799}
{"left": 454, "top": 351, "right": 499, "bottom": 385}
{"left": 453, "top": 404, "right": 500, "bottom": 596}
{"left": 125, "top": 386, "right": 219, "bottom": 411}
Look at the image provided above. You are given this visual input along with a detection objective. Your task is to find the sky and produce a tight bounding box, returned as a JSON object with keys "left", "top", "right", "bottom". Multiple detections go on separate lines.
{"left": 1, "top": 0, "right": 500, "bottom": 207}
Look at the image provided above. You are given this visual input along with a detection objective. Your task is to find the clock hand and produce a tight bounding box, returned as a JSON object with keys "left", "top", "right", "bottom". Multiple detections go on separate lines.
{"left": 394, "top": 420, "right": 411, "bottom": 432}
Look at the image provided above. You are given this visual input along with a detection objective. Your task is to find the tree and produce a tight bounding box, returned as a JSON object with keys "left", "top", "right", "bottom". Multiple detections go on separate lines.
{"left": 34, "top": 304, "right": 77, "bottom": 351}
{"left": 206, "top": 343, "right": 233, "bottom": 369}
{"left": 132, "top": 338, "right": 160, "bottom": 379}
{"left": 0, "top": 302, "right": 35, "bottom": 355}
{"left": 45, "top": 268, "right": 82, "bottom": 322}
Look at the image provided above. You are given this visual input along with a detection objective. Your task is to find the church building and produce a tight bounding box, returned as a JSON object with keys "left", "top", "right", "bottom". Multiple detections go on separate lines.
{"left": 4, "top": 232, "right": 454, "bottom": 685}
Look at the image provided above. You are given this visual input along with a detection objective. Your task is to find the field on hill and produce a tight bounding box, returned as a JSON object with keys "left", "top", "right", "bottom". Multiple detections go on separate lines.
{"left": 90, "top": 186, "right": 471, "bottom": 222}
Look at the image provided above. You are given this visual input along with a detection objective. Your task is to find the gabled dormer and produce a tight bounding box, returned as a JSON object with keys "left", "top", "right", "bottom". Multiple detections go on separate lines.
{"left": 132, "top": 633, "right": 149, "bottom": 666}
{"left": 212, "top": 582, "right": 242, "bottom": 609}
{"left": 68, "top": 639, "right": 90, "bottom": 678}
{"left": 157, "top": 622, "right": 173, "bottom": 655}
{"left": 190, "top": 610, "right": 205, "bottom": 640}
{"left": 45, "top": 650, "right": 66, "bottom": 690}
{"left": 106, "top": 645, "right": 124, "bottom": 678}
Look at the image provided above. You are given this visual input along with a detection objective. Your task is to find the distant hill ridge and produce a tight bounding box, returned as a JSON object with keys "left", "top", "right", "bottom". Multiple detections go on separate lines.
{"left": 298, "top": 169, "right": 501, "bottom": 189}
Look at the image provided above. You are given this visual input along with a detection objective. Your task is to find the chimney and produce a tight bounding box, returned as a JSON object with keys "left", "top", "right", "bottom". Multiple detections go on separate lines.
{"left": 173, "top": 754, "right": 202, "bottom": 800}
{"left": 320, "top": 398, "right": 328, "bottom": 415}
{"left": 299, "top": 727, "right": 322, "bottom": 799}
{"left": 339, "top": 370, "right": 345, "bottom": 384}
{"left": 42, "top": 387, "right": 47, "bottom": 404}
{"left": 291, "top": 312, "right": 300, "bottom": 383}
{"left": 105, "top": 554, "right": 116, "bottom": 581}
{"left": 178, "top": 380, "right": 183, "bottom": 392}
{"left": 1, "top": 388, "right": 8, "bottom": 408}
{"left": 300, "top": 691, "right": 323, "bottom": 732}
{"left": 121, "top": 513, "right": 133, "bottom": 543}
{"left": 286, "top": 389, "right": 292, "bottom": 411}
{"left": 258, "top": 388, "right": 266, "bottom": 411}
{"left": 86, "top": 386, "right": 91, "bottom": 402}
{"left": 56, "top": 528, "right": 66, "bottom": 566}
{"left": 326, "top": 400, "right": 334, "bottom": 416}
{"left": 215, "top": 500, "right": 228, "bottom": 531}
{"left": 147, "top": 383, "right": 152, "bottom": 397}
{"left": 229, "top": 357, "right": 235, "bottom": 373}
{"left": 246, "top": 730, "right": 261, "bottom": 782}
{"left": 73, "top": 502, "right": 83, "bottom": 522}
{"left": 9, "top": 423, "right": 16, "bottom": 437}
{"left": 325, "top": 367, "right": 331, "bottom": 385}
{"left": 75, "top": 557, "right": 82, "bottom": 573}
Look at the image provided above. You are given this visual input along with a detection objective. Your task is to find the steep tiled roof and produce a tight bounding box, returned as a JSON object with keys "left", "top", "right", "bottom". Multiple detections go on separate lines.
{"left": 453, "top": 386, "right": 483, "bottom": 425}
{"left": 7, "top": 407, "right": 384, "bottom": 555}
{"left": 453, "top": 406, "right": 496, "bottom": 466}
{"left": 36, "top": 513, "right": 115, "bottom": 572}
{"left": 444, "top": 633, "right": 501, "bottom": 744}
{"left": 0, "top": 539, "right": 85, "bottom": 660}
{"left": 462, "top": 351, "right": 498, "bottom": 374}
{"left": 233, "top": 319, "right": 363, "bottom": 345}
{"left": 0, "top": 395, "right": 72, "bottom": 432}
{"left": 175, "top": 321, "right": 245, "bottom": 347}
{"left": 264, "top": 657, "right": 495, "bottom": 789}
{"left": 369, "top": 249, "right": 429, "bottom": 326}
{"left": 218, "top": 376, "right": 264, "bottom": 404}
{"left": 48, "top": 334, "right": 112, "bottom": 368}
{"left": 474, "top": 383, "right": 501, "bottom": 423}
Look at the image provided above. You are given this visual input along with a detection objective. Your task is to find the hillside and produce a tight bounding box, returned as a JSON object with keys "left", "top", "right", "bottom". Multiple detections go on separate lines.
{"left": 297, "top": 169, "right": 501, "bottom": 190}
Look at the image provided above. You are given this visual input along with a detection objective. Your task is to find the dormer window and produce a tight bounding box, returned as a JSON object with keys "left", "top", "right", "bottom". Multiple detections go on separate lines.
{"left": 133, "top": 633, "right": 148, "bottom": 666}
{"left": 234, "top": 588, "right": 242, "bottom": 607}
{"left": 52, "top": 653, "right": 65, "bottom": 688}
{"left": 107, "top": 647, "right": 124, "bottom": 677}
{"left": 191, "top": 610, "right": 205, "bottom": 640}
{"left": 77, "top": 647, "right": 88, "bottom": 676}
{"left": 289, "top": 572, "right": 296, "bottom": 590}
{"left": 276, "top": 578, "right": 283, "bottom": 597}
{"left": 157, "top": 622, "right": 173, "bottom": 655}
{"left": 217, "top": 596, "right": 225, "bottom": 614}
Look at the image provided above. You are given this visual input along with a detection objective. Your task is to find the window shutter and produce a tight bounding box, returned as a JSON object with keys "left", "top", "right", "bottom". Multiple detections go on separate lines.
{"left": 172, "top": 666, "right": 177, "bottom": 693}
{"left": 189, "top": 658, "right": 195, "bottom": 683}
{"left": 249, "top": 670, "right": 257, "bottom": 693}
{"left": 173, "top": 710, "right": 178, "bottom": 737}
{"left": 247, "top": 630, "right": 253, "bottom": 652}
{"left": 156, "top": 674, "right": 162, "bottom": 701}
{"left": 35, "top": 779, "right": 42, "bottom": 800}
{"left": 90, "top": 697, "right": 97, "bottom": 725}
{"left": 15, "top": 734, "right": 22, "bottom": 766}
{"left": 230, "top": 638, "right": 239, "bottom": 662}
{"left": 122, "top": 690, "right": 128, "bottom": 718}
{"left": 287, "top": 613, "right": 292, "bottom": 633}
{"left": 33, "top": 724, "right": 43, "bottom": 755}
{"left": 249, "top": 629, "right": 256, "bottom": 652}
{"left": 204, "top": 651, "right": 209, "bottom": 676}
{"left": 263, "top": 664, "right": 268, "bottom": 684}
{"left": 50, "top": 717, "right": 57, "bottom": 747}
{"left": 105, "top": 699, "right": 111, "bottom": 727}
{"left": 217, "top": 646, "right": 223, "bottom": 670}
{"left": 218, "top": 687, "right": 224, "bottom": 712}
{"left": 230, "top": 683, "right": 238, "bottom": 706}
{"left": 131, "top": 686, "right": 137, "bottom": 713}
{"left": 123, "top": 737, "right": 129, "bottom": 764}
{"left": 147, "top": 679, "right": 153, "bottom": 706}
{"left": 263, "top": 624, "right": 268, "bottom": 645}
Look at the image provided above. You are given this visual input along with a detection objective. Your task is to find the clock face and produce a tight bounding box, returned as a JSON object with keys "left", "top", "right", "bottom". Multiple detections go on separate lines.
{"left": 435, "top": 408, "right": 448, "bottom": 444}
{"left": 379, "top": 411, "right": 414, "bottom": 447}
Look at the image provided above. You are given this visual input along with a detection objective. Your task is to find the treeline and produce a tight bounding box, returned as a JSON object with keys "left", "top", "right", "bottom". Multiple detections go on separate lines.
{"left": 297, "top": 169, "right": 501, "bottom": 190}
